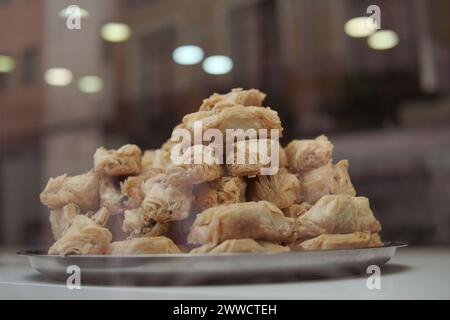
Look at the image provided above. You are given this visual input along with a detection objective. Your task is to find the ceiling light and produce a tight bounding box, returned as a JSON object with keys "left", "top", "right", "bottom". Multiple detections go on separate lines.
{"left": 78, "top": 75, "right": 103, "bottom": 94}
{"left": 172, "top": 45, "right": 204, "bottom": 65}
{"left": 0, "top": 55, "right": 15, "bottom": 73}
{"left": 344, "top": 17, "right": 378, "bottom": 38}
{"left": 44, "top": 68, "right": 73, "bottom": 86}
{"left": 101, "top": 23, "right": 131, "bottom": 43}
{"left": 367, "top": 30, "right": 399, "bottom": 50}
{"left": 202, "top": 55, "right": 233, "bottom": 75}
{"left": 59, "top": 5, "right": 89, "bottom": 18}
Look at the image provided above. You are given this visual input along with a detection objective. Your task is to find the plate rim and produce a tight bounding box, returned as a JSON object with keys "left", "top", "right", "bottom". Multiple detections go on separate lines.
{"left": 17, "top": 241, "right": 408, "bottom": 259}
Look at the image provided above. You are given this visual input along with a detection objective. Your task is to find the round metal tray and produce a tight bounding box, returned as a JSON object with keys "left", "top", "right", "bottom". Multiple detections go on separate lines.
{"left": 18, "top": 242, "right": 407, "bottom": 285}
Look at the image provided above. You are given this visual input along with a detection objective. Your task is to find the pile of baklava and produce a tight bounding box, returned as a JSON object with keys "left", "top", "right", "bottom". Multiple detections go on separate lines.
{"left": 40, "top": 88, "right": 383, "bottom": 255}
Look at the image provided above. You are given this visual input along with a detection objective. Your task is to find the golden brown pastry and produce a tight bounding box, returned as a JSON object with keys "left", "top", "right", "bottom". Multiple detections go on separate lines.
{"left": 194, "top": 176, "right": 246, "bottom": 211}
{"left": 40, "top": 171, "right": 99, "bottom": 210}
{"left": 199, "top": 88, "right": 266, "bottom": 112}
{"left": 295, "top": 194, "right": 382, "bottom": 240}
{"left": 107, "top": 236, "right": 181, "bottom": 255}
{"left": 187, "top": 201, "right": 295, "bottom": 245}
{"left": 94, "top": 144, "right": 141, "bottom": 176}
{"left": 141, "top": 173, "right": 193, "bottom": 222}
{"left": 49, "top": 203, "right": 80, "bottom": 240}
{"left": 122, "top": 207, "right": 169, "bottom": 236}
{"left": 248, "top": 168, "right": 300, "bottom": 209}
{"left": 190, "top": 238, "right": 289, "bottom": 254}
{"left": 285, "top": 135, "right": 333, "bottom": 173}
{"left": 48, "top": 208, "right": 112, "bottom": 255}
{"left": 300, "top": 160, "right": 356, "bottom": 204}
{"left": 226, "top": 138, "right": 287, "bottom": 176}
{"left": 283, "top": 202, "right": 312, "bottom": 219}
{"left": 182, "top": 106, "right": 283, "bottom": 138}
{"left": 291, "top": 232, "right": 383, "bottom": 251}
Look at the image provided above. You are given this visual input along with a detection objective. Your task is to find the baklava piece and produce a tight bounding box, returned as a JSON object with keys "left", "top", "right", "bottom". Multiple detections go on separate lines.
{"left": 300, "top": 160, "right": 356, "bottom": 204}
{"left": 190, "top": 238, "right": 289, "bottom": 254}
{"left": 248, "top": 168, "right": 300, "bottom": 209}
{"left": 48, "top": 208, "right": 112, "bottom": 255}
{"left": 107, "top": 236, "right": 181, "bottom": 255}
{"left": 183, "top": 106, "right": 283, "bottom": 138}
{"left": 291, "top": 232, "right": 383, "bottom": 251}
{"left": 94, "top": 144, "right": 141, "bottom": 176}
{"left": 49, "top": 203, "right": 80, "bottom": 240}
{"left": 187, "top": 201, "right": 295, "bottom": 245}
{"left": 285, "top": 135, "right": 333, "bottom": 173}
{"left": 295, "top": 194, "right": 382, "bottom": 240}
{"left": 193, "top": 176, "right": 247, "bottom": 211}
{"left": 141, "top": 173, "right": 193, "bottom": 223}
{"left": 199, "top": 88, "right": 266, "bottom": 112}
{"left": 226, "top": 138, "right": 286, "bottom": 176}
{"left": 40, "top": 171, "right": 99, "bottom": 210}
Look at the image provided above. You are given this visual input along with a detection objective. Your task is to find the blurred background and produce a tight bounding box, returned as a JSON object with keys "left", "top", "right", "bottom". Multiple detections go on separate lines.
{"left": 1, "top": 0, "right": 450, "bottom": 248}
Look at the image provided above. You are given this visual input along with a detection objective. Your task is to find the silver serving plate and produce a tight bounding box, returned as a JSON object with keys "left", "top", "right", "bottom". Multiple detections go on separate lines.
{"left": 18, "top": 242, "right": 407, "bottom": 285}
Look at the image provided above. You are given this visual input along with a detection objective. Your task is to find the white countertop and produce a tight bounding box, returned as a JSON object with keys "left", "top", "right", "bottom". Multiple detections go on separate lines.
{"left": 1, "top": 247, "right": 449, "bottom": 300}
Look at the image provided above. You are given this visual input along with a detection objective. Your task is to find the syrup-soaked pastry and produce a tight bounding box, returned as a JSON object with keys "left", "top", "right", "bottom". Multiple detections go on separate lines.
{"left": 94, "top": 144, "right": 141, "bottom": 176}
{"left": 107, "top": 236, "right": 181, "bottom": 254}
{"left": 190, "top": 238, "right": 289, "bottom": 254}
{"left": 291, "top": 232, "right": 383, "bottom": 251}
{"left": 187, "top": 201, "right": 295, "bottom": 245}
{"left": 285, "top": 135, "right": 333, "bottom": 173}
{"left": 248, "top": 168, "right": 300, "bottom": 209}
{"left": 194, "top": 176, "right": 246, "bottom": 211}
{"left": 40, "top": 171, "right": 99, "bottom": 210}
{"left": 295, "top": 195, "right": 382, "bottom": 240}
